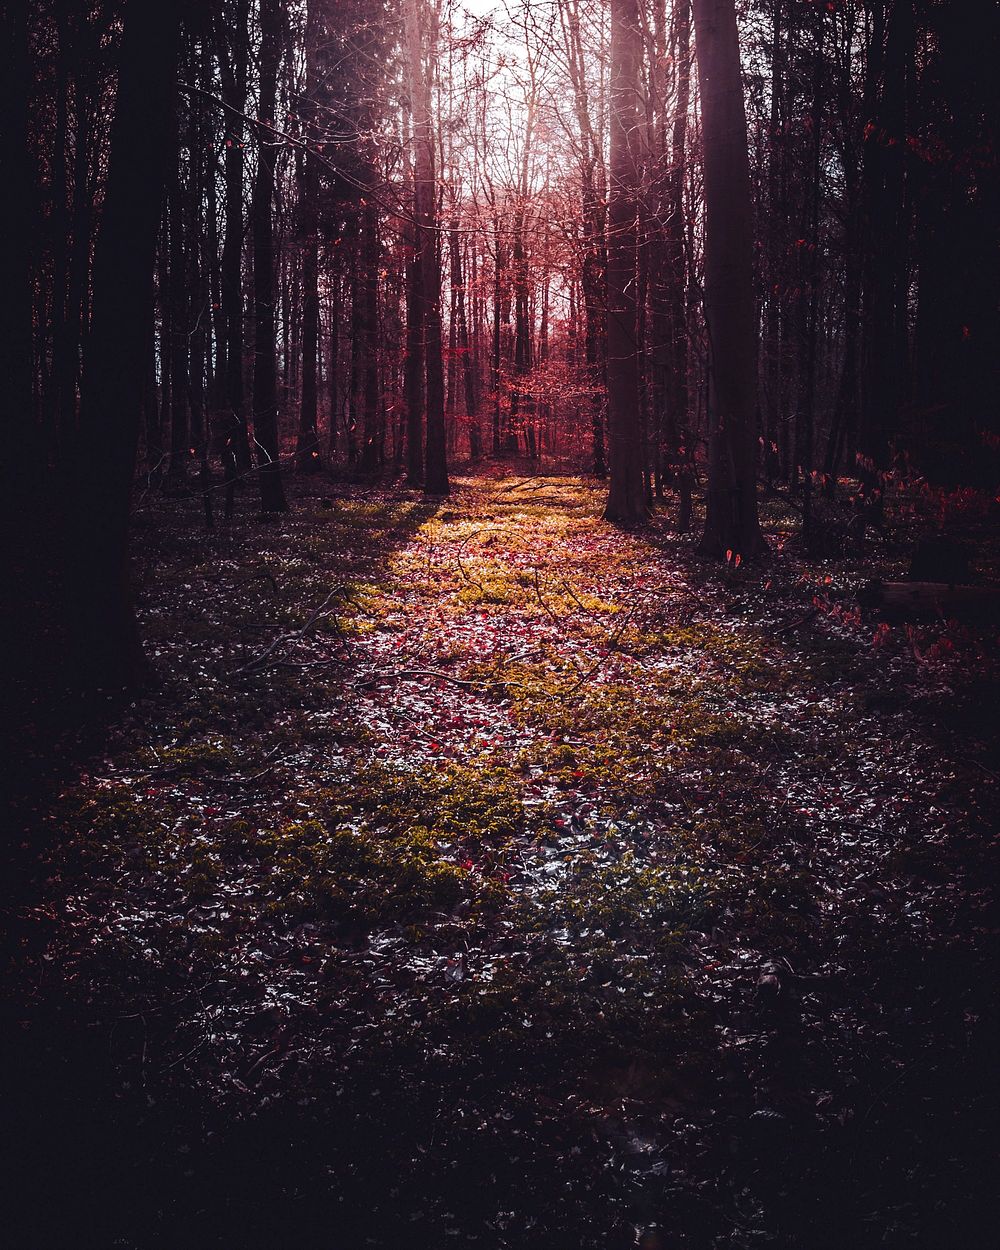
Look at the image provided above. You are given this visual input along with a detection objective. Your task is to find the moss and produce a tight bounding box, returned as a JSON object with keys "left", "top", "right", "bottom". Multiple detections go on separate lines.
{"left": 550, "top": 852, "right": 716, "bottom": 932}
{"left": 138, "top": 737, "right": 239, "bottom": 777}
{"left": 247, "top": 817, "right": 470, "bottom": 926}
{"left": 51, "top": 787, "right": 164, "bottom": 874}
{"left": 345, "top": 756, "right": 526, "bottom": 849}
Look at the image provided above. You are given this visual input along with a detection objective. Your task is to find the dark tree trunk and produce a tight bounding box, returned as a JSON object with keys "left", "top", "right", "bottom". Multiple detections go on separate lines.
{"left": 218, "top": 0, "right": 253, "bottom": 478}
{"left": 667, "top": 0, "right": 693, "bottom": 529}
{"left": 296, "top": 1, "right": 323, "bottom": 473}
{"left": 859, "top": 0, "right": 913, "bottom": 519}
{"left": 405, "top": 0, "right": 449, "bottom": 496}
{"left": 251, "top": 0, "right": 288, "bottom": 512}
{"left": 45, "top": 5, "right": 71, "bottom": 454}
{"left": 603, "top": 0, "right": 648, "bottom": 524}
{"left": 165, "top": 140, "right": 190, "bottom": 485}
{"left": 63, "top": 30, "right": 93, "bottom": 443}
{"left": 798, "top": 28, "right": 824, "bottom": 543}
{"left": 450, "top": 221, "right": 481, "bottom": 459}
{"left": 142, "top": 284, "right": 162, "bottom": 476}
{"left": 404, "top": 212, "right": 425, "bottom": 484}
{"left": 762, "top": 0, "right": 787, "bottom": 489}
{"left": 155, "top": 231, "right": 171, "bottom": 480}
{"left": 69, "top": 0, "right": 182, "bottom": 691}
{"left": 206, "top": 66, "right": 227, "bottom": 415}
{"left": 507, "top": 220, "right": 532, "bottom": 456}
{"left": 359, "top": 198, "right": 381, "bottom": 473}
{"left": 0, "top": 0, "right": 36, "bottom": 511}
{"left": 825, "top": 194, "right": 862, "bottom": 493}
{"left": 347, "top": 228, "right": 361, "bottom": 464}
{"left": 911, "top": 1, "right": 999, "bottom": 487}
{"left": 327, "top": 269, "right": 341, "bottom": 461}
{"left": 188, "top": 47, "right": 211, "bottom": 523}
{"left": 402, "top": 97, "right": 423, "bottom": 483}
{"left": 692, "top": 0, "right": 765, "bottom": 558}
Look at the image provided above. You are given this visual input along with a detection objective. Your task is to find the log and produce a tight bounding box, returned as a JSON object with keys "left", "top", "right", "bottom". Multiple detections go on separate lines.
{"left": 861, "top": 580, "right": 1000, "bottom": 622}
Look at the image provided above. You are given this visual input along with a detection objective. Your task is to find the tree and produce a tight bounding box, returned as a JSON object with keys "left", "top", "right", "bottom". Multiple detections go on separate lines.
{"left": 558, "top": 0, "right": 608, "bottom": 478}
{"left": 251, "top": 0, "right": 289, "bottom": 512}
{"left": 692, "top": 0, "right": 765, "bottom": 558}
{"left": 0, "top": 0, "right": 35, "bottom": 513}
{"left": 216, "top": 0, "right": 254, "bottom": 488}
{"left": 296, "top": 0, "right": 324, "bottom": 473}
{"left": 68, "top": 0, "right": 183, "bottom": 689}
{"left": 603, "top": 0, "right": 648, "bottom": 524}
{"left": 405, "top": 0, "right": 449, "bottom": 496}
{"left": 858, "top": 0, "right": 912, "bottom": 521}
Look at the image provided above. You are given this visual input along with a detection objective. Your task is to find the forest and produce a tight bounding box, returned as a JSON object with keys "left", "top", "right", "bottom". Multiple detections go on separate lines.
{"left": 2, "top": 0, "right": 998, "bottom": 1246}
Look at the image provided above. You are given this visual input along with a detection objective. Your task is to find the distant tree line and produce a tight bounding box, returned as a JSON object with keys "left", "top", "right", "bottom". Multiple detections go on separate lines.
{"left": 3, "top": 0, "right": 997, "bottom": 689}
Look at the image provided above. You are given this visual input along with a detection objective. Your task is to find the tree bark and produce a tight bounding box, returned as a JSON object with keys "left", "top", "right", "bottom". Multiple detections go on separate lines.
{"left": 359, "top": 198, "right": 382, "bottom": 473}
{"left": 450, "top": 219, "right": 481, "bottom": 459}
{"left": 404, "top": 219, "right": 424, "bottom": 483}
{"left": 296, "top": 0, "right": 323, "bottom": 472}
{"left": 69, "top": 0, "right": 182, "bottom": 690}
{"left": 405, "top": 0, "right": 449, "bottom": 496}
{"left": 667, "top": 0, "right": 693, "bottom": 529}
{"left": 0, "top": 0, "right": 35, "bottom": 511}
{"left": 603, "top": 0, "right": 648, "bottom": 524}
{"left": 165, "top": 129, "right": 190, "bottom": 485}
{"left": 251, "top": 0, "right": 289, "bottom": 512}
{"left": 692, "top": 0, "right": 765, "bottom": 558}
{"left": 859, "top": 0, "right": 913, "bottom": 519}
{"left": 217, "top": 0, "right": 253, "bottom": 480}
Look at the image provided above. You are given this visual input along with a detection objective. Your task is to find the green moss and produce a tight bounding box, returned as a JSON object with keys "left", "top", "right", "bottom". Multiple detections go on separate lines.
{"left": 346, "top": 756, "right": 526, "bottom": 848}
{"left": 138, "top": 737, "right": 238, "bottom": 777}
{"left": 246, "top": 817, "right": 470, "bottom": 926}
{"left": 552, "top": 852, "right": 715, "bottom": 932}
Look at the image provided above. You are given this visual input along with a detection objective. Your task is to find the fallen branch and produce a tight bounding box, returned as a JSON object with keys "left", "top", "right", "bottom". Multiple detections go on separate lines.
{"left": 564, "top": 601, "right": 639, "bottom": 695}
{"left": 230, "top": 586, "right": 349, "bottom": 675}
{"left": 355, "top": 667, "right": 529, "bottom": 693}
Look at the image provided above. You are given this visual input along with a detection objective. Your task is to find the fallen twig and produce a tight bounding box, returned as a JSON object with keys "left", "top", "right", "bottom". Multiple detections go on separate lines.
{"left": 355, "top": 667, "right": 530, "bottom": 693}
{"left": 230, "top": 586, "right": 349, "bottom": 676}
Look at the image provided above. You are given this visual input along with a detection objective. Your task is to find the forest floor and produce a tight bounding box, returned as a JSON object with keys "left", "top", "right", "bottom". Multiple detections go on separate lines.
{"left": 5, "top": 468, "right": 999, "bottom": 1249}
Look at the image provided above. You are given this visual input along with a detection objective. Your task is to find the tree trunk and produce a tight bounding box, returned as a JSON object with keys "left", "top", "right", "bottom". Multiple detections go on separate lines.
{"left": 405, "top": 0, "right": 449, "bottom": 496}
{"left": 296, "top": 0, "right": 323, "bottom": 472}
{"left": 404, "top": 218, "right": 424, "bottom": 484}
{"left": 492, "top": 222, "right": 504, "bottom": 456}
{"left": 692, "top": 0, "right": 765, "bottom": 558}
{"left": 667, "top": 0, "right": 693, "bottom": 528}
{"left": 359, "top": 198, "right": 381, "bottom": 473}
{"left": 327, "top": 269, "right": 341, "bottom": 461}
{"left": 251, "top": 0, "right": 288, "bottom": 512}
{"left": 450, "top": 220, "right": 481, "bottom": 459}
{"left": 69, "top": 0, "right": 182, "bottom": 691}
{"left": 218, "top": 0, "right": 253, "bottom": 478}
{"left": 165, "top": 139, "right": 190, "bottom": 485}
{"left": 859, "top": 0, "right": 912, "bottom": 520}
{"left": 603, "top": 0, "right": 648, "bottom": 524}
{"left": 0, "top": 0, "right": 35, "bottom": 513}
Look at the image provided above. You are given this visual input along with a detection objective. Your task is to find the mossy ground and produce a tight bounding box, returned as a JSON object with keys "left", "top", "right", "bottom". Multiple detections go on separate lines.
{"left": 7, "top": 471, "right": 998, "bottom": 1249}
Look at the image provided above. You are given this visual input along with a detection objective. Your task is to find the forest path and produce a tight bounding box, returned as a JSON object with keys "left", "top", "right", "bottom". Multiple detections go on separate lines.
{"left": 13, "top": 473, "right": 996, "bottom": 1249}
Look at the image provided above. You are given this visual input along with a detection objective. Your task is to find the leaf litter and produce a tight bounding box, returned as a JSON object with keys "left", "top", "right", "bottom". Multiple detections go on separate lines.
{"left": 7, "top": 472, "right": 998, "bottom": 1249}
